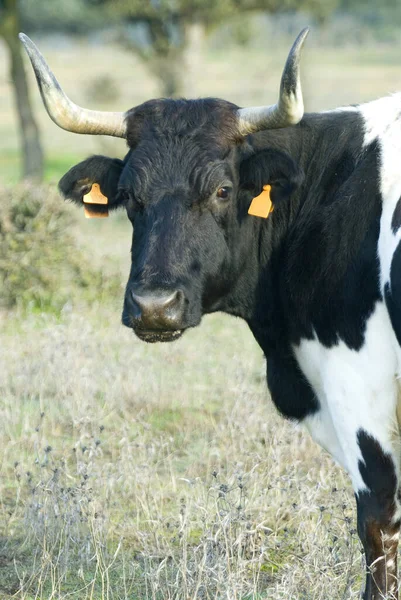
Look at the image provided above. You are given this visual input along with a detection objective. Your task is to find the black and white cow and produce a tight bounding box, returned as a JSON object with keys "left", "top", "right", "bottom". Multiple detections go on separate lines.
{"left": 20, "top": 29, "right": 401, "bottom": 599}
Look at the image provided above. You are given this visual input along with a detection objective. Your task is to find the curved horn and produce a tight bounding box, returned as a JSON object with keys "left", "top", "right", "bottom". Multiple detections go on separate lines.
{"left": 19, "top": 33, "right": 127, "bottom": 138}
{"left": 237, "top": 28, "right": 309, "bottom": 136}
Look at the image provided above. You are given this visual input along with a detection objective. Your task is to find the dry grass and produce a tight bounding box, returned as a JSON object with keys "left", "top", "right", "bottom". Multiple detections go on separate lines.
{"left": 1, "top": 299, "right": 363, "bottom": 599}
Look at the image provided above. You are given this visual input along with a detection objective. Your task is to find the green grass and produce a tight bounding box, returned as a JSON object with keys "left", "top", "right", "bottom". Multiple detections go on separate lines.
{"left": 0, "top": 149, "right": 20, "bottom": 184}
{"left": 44, "top": 154, "right": 81, "bottom": 183}
{"left": 0, "top": 151, "right": 81, "bottom": 186}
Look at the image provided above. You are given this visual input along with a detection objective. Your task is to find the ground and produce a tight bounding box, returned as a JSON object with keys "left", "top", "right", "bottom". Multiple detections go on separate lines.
{"left": 0, "top": 302, "right": 361, "bottom": 599}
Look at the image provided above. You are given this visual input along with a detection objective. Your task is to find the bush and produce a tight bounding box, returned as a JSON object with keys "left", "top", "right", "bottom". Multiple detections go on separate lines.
{"left": 0, "top": 183, "right": 121, "bottom": 311}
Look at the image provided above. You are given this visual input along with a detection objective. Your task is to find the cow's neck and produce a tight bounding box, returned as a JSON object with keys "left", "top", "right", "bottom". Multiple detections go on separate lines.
{"left": 220, "top": 109, "right": 381, "bottom": 356}
{"left": 220, "top": 120, "right": 312, "bottom": 347}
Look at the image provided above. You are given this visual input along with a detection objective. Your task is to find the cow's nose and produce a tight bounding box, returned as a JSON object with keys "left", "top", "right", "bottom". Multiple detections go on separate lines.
{"left": 130, "top": 289, "right": 186, "bottom": 330}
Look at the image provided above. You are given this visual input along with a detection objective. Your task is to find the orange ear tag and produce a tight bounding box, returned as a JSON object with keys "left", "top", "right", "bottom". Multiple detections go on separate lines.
{"left": 83, "top": 183, "right": 109, "bottom": 219}
{"left": 248, "top": 184, "right": 274, "bottom": 219}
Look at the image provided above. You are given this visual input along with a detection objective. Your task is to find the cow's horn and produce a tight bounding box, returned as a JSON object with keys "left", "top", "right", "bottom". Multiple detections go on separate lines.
{"left": 19, "top": 33, "right": 127, "bottom": 138}
{"left": 237, "top": 28, "right": 309, "bottom": 136}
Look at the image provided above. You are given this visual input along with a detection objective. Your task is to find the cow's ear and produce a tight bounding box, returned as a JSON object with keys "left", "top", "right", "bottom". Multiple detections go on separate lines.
{"left": 239, "top": 148, "right": 304, "bottom": 205}
{"left": 58, "top": 155, "right": 125, "bottom": 210}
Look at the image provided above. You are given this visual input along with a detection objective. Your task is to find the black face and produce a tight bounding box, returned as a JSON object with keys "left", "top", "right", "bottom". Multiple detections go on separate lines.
{"left": 119, "top": 101, "right": 250, "bottom": 342}
{"left": 58, "top": 98, "right": 303, "bottom": 343}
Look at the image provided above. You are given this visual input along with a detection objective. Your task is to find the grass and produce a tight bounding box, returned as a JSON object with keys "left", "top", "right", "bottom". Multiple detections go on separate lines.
{"left": 0, "top": 295, "right": 364, "bottom": 599}
{"left": 0, "top": 152, "right": 84, "bottom": 187}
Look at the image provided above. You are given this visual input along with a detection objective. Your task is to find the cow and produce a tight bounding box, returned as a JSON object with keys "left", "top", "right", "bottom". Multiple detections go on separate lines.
{"left": 20, "top": 29, "right": 401, "bottom": 599}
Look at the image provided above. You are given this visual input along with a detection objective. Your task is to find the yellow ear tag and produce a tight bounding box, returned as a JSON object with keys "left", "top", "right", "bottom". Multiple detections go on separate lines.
{"left": 248, "top": 184, "right": 274, "bottom": 219}
{"left": 83, "top": 183, "right": 109, "bottom": 219}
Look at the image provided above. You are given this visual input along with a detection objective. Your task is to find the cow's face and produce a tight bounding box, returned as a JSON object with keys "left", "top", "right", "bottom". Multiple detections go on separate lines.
{"left": 121, "top": 99, "right": 249, "bottom": 342}
{"left": 59, "top": 99, "right": 302, "bottom": 342}
{"left": 20, "top": 29, "right": 308, "bottom": 342}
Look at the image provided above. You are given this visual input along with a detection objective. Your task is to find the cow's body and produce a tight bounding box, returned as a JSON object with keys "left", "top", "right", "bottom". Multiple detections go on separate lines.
{"left": 253, "top": 95, "right": 401, "bottom": 598}
{"left": 20, "top": 31, "right": 401, "bottom": 598}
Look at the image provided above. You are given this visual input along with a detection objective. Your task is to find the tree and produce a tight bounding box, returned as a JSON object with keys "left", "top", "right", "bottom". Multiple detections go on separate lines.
{"left": 17, "top": 0, "right": 340, "bottom": 101}
{"left": 86, "top": 0, "right": 340, "bottom": 98}
{"left": 0, "top": 0, "right": 44, "bottom": 180}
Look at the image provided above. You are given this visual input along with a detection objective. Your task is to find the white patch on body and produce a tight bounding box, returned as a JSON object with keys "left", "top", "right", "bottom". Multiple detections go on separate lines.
{"left": 290, "top": 95, "right": 401, "bottom": 590}
{"left": 294, "top": 303, "right": 399, "bottom": 493}
{"left": 295, "top": 95, "right": 401, "bottom": 496}
{"left": 360, "top": 95, "right": 401, "bottom": 356}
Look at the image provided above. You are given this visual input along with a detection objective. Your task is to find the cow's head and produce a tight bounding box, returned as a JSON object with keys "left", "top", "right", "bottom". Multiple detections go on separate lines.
{"left": 20, "top": 31, "right": 307, "bottom": 342}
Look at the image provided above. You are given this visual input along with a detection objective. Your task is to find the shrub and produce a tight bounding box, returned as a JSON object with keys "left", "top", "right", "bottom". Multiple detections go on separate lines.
{"left": 0, "top": 183, "right": 121, "bottom": 311}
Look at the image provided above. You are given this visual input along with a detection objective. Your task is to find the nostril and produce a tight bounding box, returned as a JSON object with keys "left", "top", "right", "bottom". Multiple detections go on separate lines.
{"left": 163, "top": 289, "right": 184, "bottom": 311}
{"left": 129, "top": 290, "right": 143, "bottom": 318}
{"left": 127, "top": 288, "right": 187, "bottom": 330}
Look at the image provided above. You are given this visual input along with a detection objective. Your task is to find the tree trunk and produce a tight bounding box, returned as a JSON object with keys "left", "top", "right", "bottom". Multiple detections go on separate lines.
{"left": 1, "top": 0, "right": 44, "bottom": 180}
{"left": 146, "top": 17, "right": 186, "bottom": 98}
{"left": 149, "top": 50, "right": 184, "bottom": 98}
{"left": 183, "top": 22, "right": 204, "bottom": 98}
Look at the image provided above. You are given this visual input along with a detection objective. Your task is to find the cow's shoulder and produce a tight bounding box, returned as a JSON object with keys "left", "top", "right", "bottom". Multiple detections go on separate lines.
{"left": 274, "top": 104, "right": 385, "bottom": 350}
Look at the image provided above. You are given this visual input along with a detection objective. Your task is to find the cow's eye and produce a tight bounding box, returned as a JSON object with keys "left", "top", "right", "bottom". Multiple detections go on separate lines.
{"left": 118, "top": 188, "right": 130, "bottom": 203}
{"left": 216, "top": 186, "right": 231, "bottom": 200}
{"left": 119, "top": 189, "right": 141, "bottom": 208}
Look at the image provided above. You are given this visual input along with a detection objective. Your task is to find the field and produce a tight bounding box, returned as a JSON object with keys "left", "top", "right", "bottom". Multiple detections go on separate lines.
{"left": 1, "top": 22, "right": 401, "bottom": 599}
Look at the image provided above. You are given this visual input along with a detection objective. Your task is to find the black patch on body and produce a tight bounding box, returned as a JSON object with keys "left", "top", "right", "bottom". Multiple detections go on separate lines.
{"left": 278, "top": 137, "right": 383, "bottom": 350}
{"left": 356, "top": 429, "right": 400, "bottom": 600}
{"left": 357, "top": 429, "right": 398, "bottom": 514}
{"left": 244, "top": 114, "right": 382, "bottom": 419}
{"left": 265, "top": 349, "right": 319, "bottom": 419}
{"left": 391, "top": 197, "right": 401, "bottom": 233}
{"left": 356, "top": 429, "right": 399, "bottom": 554}
{"left": 248, "top": 255, "right": 320, "bottom": 421}
{"left": 384, "top": 241, "right": 401, "bottom": 346}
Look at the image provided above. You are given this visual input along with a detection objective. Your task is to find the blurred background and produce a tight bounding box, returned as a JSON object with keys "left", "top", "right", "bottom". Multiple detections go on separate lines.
{"left": 2, "top": 1, "right": 401, "bottom": 598}
{"left": 2, "top": 0, "right": 401, "bottom": 185}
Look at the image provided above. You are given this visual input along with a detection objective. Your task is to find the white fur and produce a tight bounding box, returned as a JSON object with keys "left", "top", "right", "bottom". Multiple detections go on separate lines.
{"left": 294, "top": 96, "right": 401, "bottom": 499}
{"left": 360, "top": 94, "right": 401, "bottom": 312}
{"left": 295, "top": 303, "right": 399, "bottom": 493}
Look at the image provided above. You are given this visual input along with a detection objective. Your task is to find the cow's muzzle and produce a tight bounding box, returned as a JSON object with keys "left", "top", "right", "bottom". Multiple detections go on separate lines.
{"left": 123, "top": 288, "right": 187, "bottom": 343}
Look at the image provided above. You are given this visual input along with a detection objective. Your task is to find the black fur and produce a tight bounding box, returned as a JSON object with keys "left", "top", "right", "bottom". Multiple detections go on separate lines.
{"left": 391, "top": 197, "right": 401, "bottom": 234}
{"left": 356, "top": 430, "right": 400, "bottom": 600}
{"left": 357, "top": 429, "right": 398, "bottom": 520}
{"left": 59, "top": 155, "right": 125, "bottom": 209}
{"left": 239, "top": 148, "right": 304, "bottom": 204}
{"left": 384, "top": 241, "right": 401, "bottom": 346}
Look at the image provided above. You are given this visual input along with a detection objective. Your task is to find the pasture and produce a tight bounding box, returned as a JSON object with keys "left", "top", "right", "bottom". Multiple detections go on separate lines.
{"left": 1, "top": 25, "right": 401, "bottom": 598}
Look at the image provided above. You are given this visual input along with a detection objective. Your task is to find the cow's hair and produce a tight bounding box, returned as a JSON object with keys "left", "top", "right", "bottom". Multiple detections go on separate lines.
{"left": 240, "top": 148, "right": 304, "bottom": 204}
{"left": 125, "top": 98, "right": 242, "bottom": 148}
{"left": 58, "top": 155, "right": 125, "bottom": 209}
